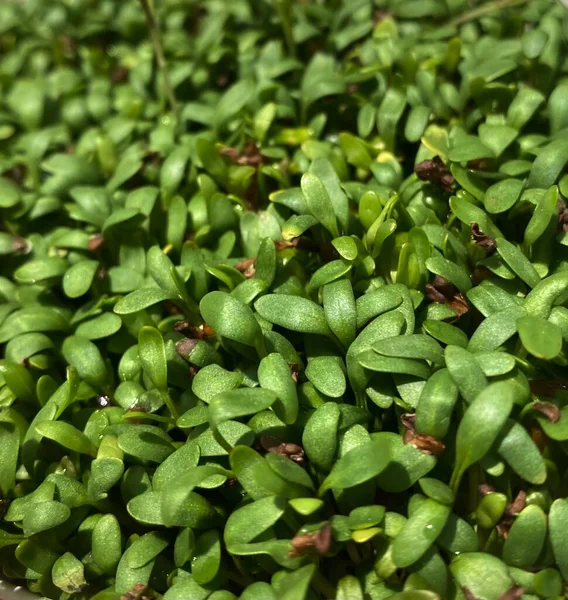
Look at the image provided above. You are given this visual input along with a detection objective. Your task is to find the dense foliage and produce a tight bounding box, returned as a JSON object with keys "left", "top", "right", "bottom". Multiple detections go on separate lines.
{"left": 1, "top": 0, "right": 568, "bottom": 598}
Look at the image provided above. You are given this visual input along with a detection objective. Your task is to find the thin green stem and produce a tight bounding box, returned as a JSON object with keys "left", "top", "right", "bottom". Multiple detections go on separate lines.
{"left": 139, "top": 0, "right": 182, "bottom": 135}
{"left": 275, "top": 0, "right": 296, "bottom": 58}
{"left": 163, "top": 391, "right": 180, "bottom": 421}
{"left": 447, "top": 0, "right": 531, "bottom": 27}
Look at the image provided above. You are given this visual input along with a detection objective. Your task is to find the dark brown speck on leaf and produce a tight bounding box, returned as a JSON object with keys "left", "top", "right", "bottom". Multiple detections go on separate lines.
{"left": 289, "top": 522, "right": 332, "bottom": 558}
{"left": 478, "top": 483, "right": 495, "bottom": 496}
{"left": 401, "top": 413, "right": 446, "bottom": 456}
{"left": 234, "top": 257, "right": 256, "bottom": 278}
{"left": 471, "top": 222, "right": 496, "bottom": 255}
{"left": 261, "top": 435, "right": 305, "bottom": 465}
{"left": 498, "top": 585, "right": 525, "bottom": 600}
{"left": 414, "top": 156, "right": 455, "bottom": 192}
{"left": 88, "top": 234, "right": 105, "bottom": 252}
{"left": 121, "top": 583, "right": 153, "bottom": 600}
{"left": 531, "top": 401, "right": 561, "bottom": 423}
{"left": 425, "top": 275, "right": 469, "bottom": 319}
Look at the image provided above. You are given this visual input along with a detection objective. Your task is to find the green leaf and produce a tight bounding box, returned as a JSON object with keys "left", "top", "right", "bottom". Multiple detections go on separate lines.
{"left": 450, "top": 553, "right": 513, "bottom": 600}
{"left": 358, "top": 351, "right": 430, "bottom": 379}
{"left": 301, "top": 171, "right": 339, "bottom": 237}
{"left": 258, "top": 353, "right": 298, "bottom": 425}
{"left": 426, "top": 256, "right": 471, "bottom": 292}
{"left": 495, "top": 238, "right": 541, "bottom": 288}
{"left": 192, "top": 364, "right": 243, "bottom": 403}
{"left": 118, "top": 427, "right": 174, "bottom": 463}
{"left": 62, "top": 335, "right": 108, "bottom": 390}
{"left": 527, "top": 139, "right": 568, "bottom": 188}
{"left": 14, "top": 257, "right": 68, "bottom": 284}
{"left": 76, "top": 312, "right": 122, "bottom": 340}
{"left": 138, "top": 326, "right": 167, "bottom": 390}
{"left": 517, "top": 315, "right": 562, "bottom": 359}
{"left": 309, "top": 157, "right": 350, "bottom": 232}
{"left": 305, "top": 356, "right": 346, "bottom": 398}
{"left": 392, "top": 497, "right": 451, "bottom": 567}
{"left": 192, "top": 529, "right": 221, "bottom": 585}
{"left": 484, "top": 179, "right": 524, "bottom": 214}
{"left": 415, "top": 368, "right": 458, "bottom": 440}
{"left": 201, "top": 291, "right": 264, "bottom": 351}
{"left": 549, "top": 499, "right": 568, "bottom": 581}
{"left": 502, "top": 505, "right": 547, "bottom": 568}
{"left": 35, "top": 420, "right": 96, "bottom": 456}
{"left": 23, "top": 500, "right": 71, "bottom": 536}
{"left": 303, "top": 402, "right": 340, "bottom": 473}
{"left": 418, "top": 478, "right": 454, "bottom": 505}
{"left": 114, "top": 287, "right": 174, "bottom": 314}
{"left": 0, "top": 177, "right": 21, "bottom": 208}
{"left": 319, "top": 437, "right": 392, "bottom": 494}
{"left": 274, "top": 564, "right": 316, "bottom": 600}
{"left": 255, "top": 294, "right": 331, "bottom": 336}
{"left": 85, "top": 513, "right": 116, "bottom": 575}
{"left": 496, "top": 419, "right": 546, "bottom": 484}
{"left": 209, "top": 388, "right": 276, "bottom": 451}
{"left": 214, "top": 79, "right": 255, "bottom": 128}
{"left": 445, "top": 345, "right": 487, "bottom": 404}
{"left": 306, "top": 260, "right": 352, "bottom": 294}
{"left": 0, "top": 418, "right": 19, "bottom": 495}
{"left": 63, "top": 260, "right": 99, "bottom": 298}
{"left": 523, "top": 271, "right": 568, "bottom": 318}
{"left": 52, "top": 552, "right": 86, "bottom": 594}
{"left": 450, "top": 382, "right": 514, "bottom": 492}
{"left": 373, "top": 334, "right": 444, "bottom": 366}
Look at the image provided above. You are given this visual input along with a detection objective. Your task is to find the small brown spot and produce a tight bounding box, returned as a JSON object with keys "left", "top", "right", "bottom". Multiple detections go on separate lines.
{"left": 401, "top": 414, "right": 446, "bottom": 456}
{"left": 425, "top": 275, "right": 469, "bottom": 319}
{"left": 414, "top": 156, "right": 455, "bottom": 193}
{"left": 216, "top": 73, "right": 229, "bottom": 88}
{"left": 162, "top": 300, "right": 182, "bottom": 316}
{"left": 112, "top": 65, "right": 129, "bottom": 84}
{"left": 288, "top": 523, "right": 332, "bottom": 558}
{"left": 347, "top": 83, "right": 359, "bottom": 94}
{"left": 471, "top": 265, "right": 493, "bottom": 285}
{"left": 462, "top": 588, "right": 478, "bottom": 600}
{"left": 174, "top": 322, "right": 214, "bottom": 339}
{"left": 530, "top": 422, "right": 548, "bottom": 452}
{"left": 557, "top": 198, "right": 568, "bottom": 233}
{"left": 498, "top": 585, "right": 524, "bottom": 600}
{"left": 531, "top": 401, "right": 561, "bottom": 423}
{"left": 11, "top": 236, "right": 29, "bottom": 254}
{"left": 471, "top": 223, "right": 496, "bottom": 255}
{"left": 373, "top": 9, "right": 390, "bottom": 24}
{"left": 289, "top": 363, "right": 299, "bottom": 384}
{"left": 175, "top": 338, "right": 198, "bottom": 359}
{"left": 235, "top": 258, "right": 256, "bottom": 278}
{"left": 121, "top": 583, "right": 153, "bottom": 600}
{"left": 261, "top": 436, "right": 305, "bottom": 465}
{"left": 504, "top": 490, "right": 526, "bottom": 519}
{"left": 88, "top": 234, "right": 105, "bottom": 252}
{"left": 3, "top": 163, "right": 26, "bottom": 185}
{"left": 220, "top": 140, "right": 267, "bottom": 167}
{"left": 467, "top": 159, "right": 489, "bottom": 171}
{"left": 478, "top": 483, "right": 495, "bottom": 496}
{"left": 127, "top": 406, "right": 147, "bottom": 425}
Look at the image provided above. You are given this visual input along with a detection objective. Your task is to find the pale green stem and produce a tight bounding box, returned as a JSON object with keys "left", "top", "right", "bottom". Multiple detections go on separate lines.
{"left": 139, "top": 0, "right": 181, "bottom": 135}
